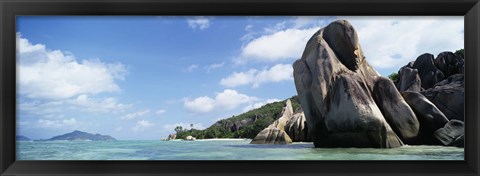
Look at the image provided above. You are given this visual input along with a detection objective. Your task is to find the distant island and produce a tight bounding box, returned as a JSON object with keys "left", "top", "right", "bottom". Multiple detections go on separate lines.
{"left": 36, "top": 130, "right": 117, "bottom": 141}
{"left": 16, "top": 135, "right": 32, "bottom": 141}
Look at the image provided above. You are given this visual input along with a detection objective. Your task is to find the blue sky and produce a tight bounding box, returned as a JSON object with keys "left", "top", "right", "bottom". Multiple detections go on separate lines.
{"left": 16, "top": 16, "right": 464, "bottom": 140}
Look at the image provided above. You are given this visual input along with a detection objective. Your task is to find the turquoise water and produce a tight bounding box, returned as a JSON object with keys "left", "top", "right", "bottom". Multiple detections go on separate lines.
{"left": 16, "top": 139, "right": 464, "bottom": 160}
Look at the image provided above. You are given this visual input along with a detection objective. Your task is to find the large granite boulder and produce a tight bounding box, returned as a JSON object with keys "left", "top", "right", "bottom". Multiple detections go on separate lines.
{"left": 284, "top": 109, "right": 310, "bottom": 142}
{"left": 251, "top": 100, "right": 310, "bottom": 144}
{"left": 434, "top": 120, "right": 464, "bottom": 147}
{"left": 325, "top": 75, "right": 403, "bottom": 148}
{"left": 293, "top": 20, "right": 403, "bottom": 148}
{"left": 434, "top": 52, "right": 464, "bottom": 78}
{"left": 268, "top": 100, "right": 294, "bottom": 130}
{"left": 421, "top": 74, "right": 464, "bottom": 121}
{"left": 393, "top": 51, "right": 464, "bottom": 122}
{"left": 412, "top": 53, "right": 445, "bottom": 90}
{"left": 372, "top": 77, "right": 420, "bottom": 144}
{"left": 401, "top": 91, "right": 449, "bottom": 144}
{"left": 250, "top": 128, "right": 292, "bottom": 144}
{"left": 322, "top": 20, "right": 359, "bottom": 71}
{"left": 395, "top": 66, "right": 422, "bottom": 92}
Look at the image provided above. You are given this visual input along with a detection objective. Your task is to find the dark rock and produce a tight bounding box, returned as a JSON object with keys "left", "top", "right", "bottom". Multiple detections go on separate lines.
{"left": 231, "top": 121, "right": 242, "bottom": 132}
{"left": 434, "top": 51, "right": 464, "bottom": 78}
{"left": 405, "top": 61, "right": 415, "bottom": 68}
{"left": 324, "top": 74, "right": 403, "bottom": 148}
{"left": 401, "top": 91, "right": 449, "bottom": 144}
{"left": 293, "top": 59, "right": 319, "bottom": 144}
{"left": 47, "top": 130, "right": 116, "bottom": 141}
{"left": 412, "top": 53, "right": 445, "bottom": 90}
{"left": 395, "top": 66, "right": 422, "bottom": 92}
{"left": 322, "top": 20, "right": 360, "bottom": 71}
{"left": 372, "top": 77, "right": 420, "bottom": 144}
{"left": 434, "top": 120, "right": 464, "bottom": 147}
{"left": 293, "top": 20, "right": 403, "bottom": 148}
{"left": 216, "top": 117, "right": 256, "bottom": 133}
{"left": 449, "top": 134, "right": 464, "bottom": 147}
{"left": 250, "top": 128, "right": 292, "bottom": 144}
{"left": 240, "top": 118, "right": 254, "bottom": 126}
{"left": 421, "top": 74, "right": 464, "bottom": 121}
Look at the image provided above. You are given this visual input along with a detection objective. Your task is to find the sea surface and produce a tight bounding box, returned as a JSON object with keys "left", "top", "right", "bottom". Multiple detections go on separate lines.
{"left": 16, "top": 139, "right": 464, "bottom": 160}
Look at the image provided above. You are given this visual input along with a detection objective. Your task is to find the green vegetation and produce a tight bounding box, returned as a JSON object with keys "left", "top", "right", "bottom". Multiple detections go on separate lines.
{"left": 388, "top": 72, "right": 399, "bottom": 82}
{"left": 455, "top": 48, "right": 464, "bottom": 59}
{"left": 175, "top": 96, "right": 300, "bottom": 139}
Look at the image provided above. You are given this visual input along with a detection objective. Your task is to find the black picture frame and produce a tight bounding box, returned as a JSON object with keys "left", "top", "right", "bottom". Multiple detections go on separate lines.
{"left": 1, "top": 0, "right": 479, "bottom": 175}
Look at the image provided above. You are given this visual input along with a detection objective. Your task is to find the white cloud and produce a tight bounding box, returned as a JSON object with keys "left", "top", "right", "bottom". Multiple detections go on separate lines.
{"left": 121, "top": 109, "right": 151, "bottom": 120}
{"left": 183, "top": 89, "right": 258, "bottom": 114}
{"left": 164, "top": 122, "right": 206, "bottom": 131}
{"left": 235, "top": 16, "right": 463, "bottom": 71}
{"left": 242, "top": 98, "right": 281, "bottom": 112}
{"left": 187, "top": 16, "right": 211, "bottom": 30}
{"left": 18, "top": 100, "right": 65, "bottom": 116}
{"left": 132, "top": 120, "right": 154, "bottom": 132}
{"left": 220, "top": 70, "right": 255, "bottom": 87}
{"left": 183, "top": 96, "right": 215, "bottom": 113}
{"left": 215, "top": 89, "right": 258, "bottom": 109}
{"left": 342, "top": 16, "right": 464, "bottom": 69}
{"left": 38, "top": 118, "right": 77, "bottom": 129}
{"left": 263, "top": 21, "right": 287, "bottom": 34}
{"left": 241, "top": 25, "right": 256, "bottom": 41}
{"left": 69, "top": 94, "right": 132, "bottom": 113}
{"left": 236, "top": 27, "right": 318, "bottom": 64}
{"left": 220, "top": 64, "right": 293, "bottom": 88}
{"left": 291, "top": 16, "right": 332, "bottom": 29}
{"left": 206, "top": 62, "right": 225, "bottom": 72}
{"left": 155, "top": 109, "right": 166, "bottom": 115}
{"left": 16, "top": 34, "right": 128, "bottom": 100}
{"left": 184, "top": 64, "right": 198, "bottom": 72}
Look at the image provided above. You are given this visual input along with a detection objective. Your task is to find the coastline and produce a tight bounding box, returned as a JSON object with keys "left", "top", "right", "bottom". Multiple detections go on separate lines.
{"left": 195, "top": 138, "right": 250, "bottom": 141}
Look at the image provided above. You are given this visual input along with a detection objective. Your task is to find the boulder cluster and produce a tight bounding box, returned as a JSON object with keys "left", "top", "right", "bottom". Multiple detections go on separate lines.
{"left": 394, "top": 51, "right": 464, "bottom": 147}
{"left": 250, "top": 100, "right": 311, "bottom": 144}
{"left": 287, "top": 20, "right": 464, "bottom": 148}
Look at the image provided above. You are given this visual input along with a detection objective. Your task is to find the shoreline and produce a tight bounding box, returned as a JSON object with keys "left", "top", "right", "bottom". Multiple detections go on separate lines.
{"left": 195, "top": 138, "right": 250, "bottom": 141}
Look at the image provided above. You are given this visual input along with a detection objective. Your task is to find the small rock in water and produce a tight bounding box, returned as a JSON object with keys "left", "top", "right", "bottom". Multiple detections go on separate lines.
{"left": 434, "top": 120, "right": 464, "bottom": 147}
{"left": 185, "top": 136, "right": 196, "bottom": 141}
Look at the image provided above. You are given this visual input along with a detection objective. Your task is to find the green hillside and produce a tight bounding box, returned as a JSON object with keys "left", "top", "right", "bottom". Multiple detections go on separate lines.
{"left": 175, "top": 96, "right": 300, "bottom": 139}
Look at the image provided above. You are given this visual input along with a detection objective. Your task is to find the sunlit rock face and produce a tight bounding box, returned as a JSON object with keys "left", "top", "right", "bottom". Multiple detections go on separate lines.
{"left": 293, "top": 20, "right": 420, "bottom": 148}
{"left": 250, "top": 100, "right": 311, "bottom": 144}
{"left": 293, "top": 20, "right": 464, "bottom": 148}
